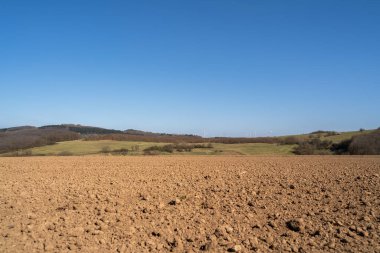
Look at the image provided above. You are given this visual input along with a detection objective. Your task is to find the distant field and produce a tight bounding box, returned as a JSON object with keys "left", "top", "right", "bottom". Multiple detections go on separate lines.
{"left": 321, "top": 130, "right": 374, "bottom": 143}
{"left": 281, "top": 129, "right": 374, "bottom": 143}
{"left": 210, "top": 143, "right": 295, "bottom": 155}
{"left": 1, "top": 129, "right": 374, "bottom": 157}
{"left": 26, "top": 140, "right": 168, "bottom": 156}
{"left": 16, "top": 140, "right": 295, "bottom": 156}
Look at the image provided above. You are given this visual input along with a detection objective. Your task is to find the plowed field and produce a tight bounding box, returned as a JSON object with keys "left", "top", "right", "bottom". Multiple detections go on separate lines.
{"left": 1, "top": 156, "right": 379, "bottom": 252}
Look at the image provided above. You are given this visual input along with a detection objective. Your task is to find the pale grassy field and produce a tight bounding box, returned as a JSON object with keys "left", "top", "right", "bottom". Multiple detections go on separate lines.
{"left": 281, "top": 129, "right": 374, "bottom": 143}
{"left": 24, "top": 140, "right": 295, "bottom": 156}
{"left": 3, "top": 129, "right": 371, "bottom": 157}
{"left": 27, "top": 140, "right": 169, "bottom": 155}
{"left": 321, "top": 130, "right": 375, "bottom": 143}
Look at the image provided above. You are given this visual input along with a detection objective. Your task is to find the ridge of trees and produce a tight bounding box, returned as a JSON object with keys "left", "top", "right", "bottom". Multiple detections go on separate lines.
{"left": 294, "top": 129, "right": 380, "bottom": 155}
{"left": 0, "top": 128, "right": 79, "bottom": 153}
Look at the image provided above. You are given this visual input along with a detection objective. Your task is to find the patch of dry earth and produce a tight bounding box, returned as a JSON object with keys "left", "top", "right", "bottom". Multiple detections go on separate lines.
{"left": 0, "top": 156, "right": 379, "bottom": 252}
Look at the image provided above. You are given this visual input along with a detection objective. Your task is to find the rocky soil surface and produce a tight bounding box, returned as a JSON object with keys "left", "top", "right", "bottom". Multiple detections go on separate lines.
{"left": 1, "top": 156, "right": 380, "bottom": 252}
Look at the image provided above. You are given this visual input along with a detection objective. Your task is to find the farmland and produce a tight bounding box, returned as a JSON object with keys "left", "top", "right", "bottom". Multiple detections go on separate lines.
{"left": 1, "top": 125, "right": 377, "bottom": 156}
{"left": 15, "top": 140, "right": 296, "bottom": 156}
{"left": 18, "top": 128, "right": 374, "bottom": 156}
{"left": 1, "top": 156, "right": 379, "bottom": 252}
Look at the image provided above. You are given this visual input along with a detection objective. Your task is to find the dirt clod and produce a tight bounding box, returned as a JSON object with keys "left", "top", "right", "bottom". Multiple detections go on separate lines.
{"left": 286, "top": 219, "right": 305, "bottom": 232}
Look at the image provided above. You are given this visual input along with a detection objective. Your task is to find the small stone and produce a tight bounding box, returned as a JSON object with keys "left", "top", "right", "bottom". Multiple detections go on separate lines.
{"left": 92, "top": 230, "right": 101, "bottom": 235}
{"left": 266, "top": 236, "right": 274, "bottom": 244}
{"left": 224, "top": 225, "right": 234, "bottom": 233}
{"left": 327, "top": 242, "right": 335, "bottom": 249}
{"left": 117, "top": 245, "right": 126, "bottom": 253}
{"left": 291, "top": 245, "right": 299, "bottom": 252}
{"left": 268, "top": 221, "right": 276, "bottom": 228}
{"left": 347, "top": 231, "right": 356, "bottom": 238}
{"left": 214, "top": 228, "right": 225, "bottom": 238}
{"left": 140, "top": 194, "right": 150, "bottom": 201}
{"left": 168, "top": 198, "right": 181, "bottom": 205}
{"left": 227, "top": 244, "right": 242, "bottom": 252}
{"left": 250, "top": 236, "right": 259, "bottom": 246}
{"left": 26, "top": 224, "right": 33, "bottom": 232}
{"left": 200, "top": 242, "right": 212, "bottom": 251}
{"left": 286, "top": 219, "right": 305, "bottom": 232}
{"left": 363, "top": 216, "right": 371, "bottom": 222}
{"left": 152, "top": 231, "right": 161, "bottom": 237}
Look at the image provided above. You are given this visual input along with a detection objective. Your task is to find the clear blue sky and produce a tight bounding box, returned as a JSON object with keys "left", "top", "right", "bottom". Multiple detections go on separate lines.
{"left": 1, "top": 0, "right": 379, "bottom": 137}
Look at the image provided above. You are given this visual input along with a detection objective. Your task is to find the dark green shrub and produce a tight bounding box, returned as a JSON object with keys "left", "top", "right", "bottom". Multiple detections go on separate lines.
{"left": 310, "top": 130, "right": 339, "bottom": 137}
{"left": 309, "top": 138, "right": 332, "bottom": 149}
{"left": 349, "top": 130, "right": 380, "bottom": 155}
{"left": 57, "top": 151, "right": 73, "bottom": 156}
{"left": 144, "top": 145, "right": 174, "bottom": 153}
{"left": 331, "top": 139, "right": 352, "bottom": 155}
{"left": 143, "top": 143, "right": 213, "bottom": 153}
{"left": 8, "top": 150, "right": 33, "bottom": 157}
{"left": 111, "top": 148, "right": 129, "bottom": 155}
{"left": 293, "top": 138, "right": 332, "bottom": 155}
{"left": 293, "top": 142, "right": 316, "bottom": 155}
{"left": 330, "top": 130, "right": 380, "bottom": 155}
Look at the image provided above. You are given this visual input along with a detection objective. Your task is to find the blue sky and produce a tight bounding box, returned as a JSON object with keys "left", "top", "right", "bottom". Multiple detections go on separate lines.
{"left": 0, "top": 0, "right": 379, "bottom": 137}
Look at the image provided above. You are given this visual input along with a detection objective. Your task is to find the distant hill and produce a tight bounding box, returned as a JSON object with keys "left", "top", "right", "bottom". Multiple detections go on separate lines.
{"left": 38, "top": 124, "right": 123, "bottom": 134}
{"left": 0, "top": 124, "right": 378, "bottom": 154}
{"left": 36, "top": 124, "right": 196, "bottom": 136}
{"left": 0, "top": 126, "right": 36, "bottom": 132}
{"left": 0, "top": 126, "right": 79, "bottom": 153}
{"left": 0, "top": 124, "right": 202, "bottom": 153}
{"left": 279, "top": 129, "right": 376, "bottom": 143}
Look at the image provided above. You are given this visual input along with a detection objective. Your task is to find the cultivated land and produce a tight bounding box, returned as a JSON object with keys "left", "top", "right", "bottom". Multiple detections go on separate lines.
{"left": 23, "top": 140, "right": 295, "bottom": 156}
{"left": 0, "top": 128, "right": 374, "bottom": 157}
{"left": 1, "top": 156, "right": 379, "bottom": 252}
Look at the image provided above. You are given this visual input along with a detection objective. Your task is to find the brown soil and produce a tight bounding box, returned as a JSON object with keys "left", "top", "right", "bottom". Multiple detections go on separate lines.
{"left": 1, "top": 156, "right": 379, "bottom": 252}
